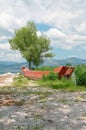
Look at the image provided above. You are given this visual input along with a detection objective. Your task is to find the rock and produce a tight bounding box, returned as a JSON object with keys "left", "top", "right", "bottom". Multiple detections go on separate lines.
{"left": 0, "top": 85, "right": 86, "bottom": 130}
{"left": 2, "top": 99, "right": 15, "bottom": 106}
{"left": 0, "top": 123, "right": 4, "bottom": 130}
{"left": 0, "top": 72, "right": 18, "bottom": 86}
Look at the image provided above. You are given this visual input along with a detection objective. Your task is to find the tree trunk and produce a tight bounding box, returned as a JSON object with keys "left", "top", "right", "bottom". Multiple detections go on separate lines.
{"left": 36, "top": 65, "right": 38, "bottom": 68}
{"left": 29, "top": 62, "right": 31, "bottom": 69}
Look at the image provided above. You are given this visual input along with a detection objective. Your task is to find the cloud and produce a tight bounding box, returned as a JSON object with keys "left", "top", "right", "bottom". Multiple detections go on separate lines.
{"left": 0, "top": 48, "right": 25, "bottom": 62}
{"left": 0, "top": 0, "right": 85, "bottom": 33}
{"left": 0, "top": 41, "right": 24, "bottom": 62}
{"left": 45, "top": 28, "right": 67, "bottom": 38}
{"left": 0, "top": 0, "right": 86, "bottom": 35}
{"left": 37, "top": 31, "right": 42, "bottom": 37}
{"left": 0, "top": 0, "right": 86, "bottom": 60}
{"left": 0, "top": 42, "right": 10, "bottom": 50}
{"left": 44, "top": 28, "right": 86, "bottom": 50}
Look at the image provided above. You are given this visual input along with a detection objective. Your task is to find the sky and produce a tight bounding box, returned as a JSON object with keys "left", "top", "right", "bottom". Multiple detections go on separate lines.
{"left": 0, "top": 0, "right": 86, "bottom": 62}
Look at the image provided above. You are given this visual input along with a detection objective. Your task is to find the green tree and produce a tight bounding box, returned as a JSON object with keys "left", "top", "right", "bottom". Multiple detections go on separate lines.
{"left": 66, "top": 63, "right": 72, "bottom": 66}
{"left": 9, "top": 21, "right": 54, "bottom": 69}
{"left": 33, "top": 35, "right": 54, "bottom": 68}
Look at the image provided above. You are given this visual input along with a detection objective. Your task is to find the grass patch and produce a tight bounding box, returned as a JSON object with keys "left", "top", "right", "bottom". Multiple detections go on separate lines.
{"left": 12, "top": 74, "right": 29, "bottom": 87}
{"left": 0, "top": 73, "right": 86, "bottom": 93}
{"left": 0, "top": 85, "right": 16, "bottom": 94}
{"left": 0, "top": 74, "right": 30, "bottom": 93}
{"left": 36, "top": 78, "right": 86, "bottom": 92}
{"left": 35, "top": 66, "right": 56, "bottom": 71}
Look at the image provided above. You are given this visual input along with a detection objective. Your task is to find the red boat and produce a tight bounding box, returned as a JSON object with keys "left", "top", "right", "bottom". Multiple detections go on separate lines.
{"left": 21, "top": 66, "right": 74, "bottom": 80}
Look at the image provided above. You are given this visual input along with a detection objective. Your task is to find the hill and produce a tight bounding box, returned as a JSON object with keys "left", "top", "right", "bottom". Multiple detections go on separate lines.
{"left": 0, "top": 57, "right": 86, "bottom": 74}
{"left": 42, "top": 57, "right": 86, "bottom": 66}
{"left": 0, "top": 61, "right": 28, "bottom": 74}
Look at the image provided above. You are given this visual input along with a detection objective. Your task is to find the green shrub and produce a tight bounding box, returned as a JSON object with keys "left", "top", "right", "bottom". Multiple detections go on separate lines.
{"left": 43, "top": 72, "right": 58, "bottom": 81}
{"left": 76, "top": 72, "right": 86, "bottom": 86}
{"left": 42, "top": 75, "right": 48, "bottom": 81}
{"left": 75, "top": 65, "right": 86, "bottom": 86}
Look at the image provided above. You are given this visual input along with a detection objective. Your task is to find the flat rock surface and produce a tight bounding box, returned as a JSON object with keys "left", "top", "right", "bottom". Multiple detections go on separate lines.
{"left": 0, "top": 85, "right": 86, "bottom": 130}
{"left": 0, "top": 73, "right": 16, "bottom": 86}
{"left": 0, "top": 77, "right": 86, "bottom": 130}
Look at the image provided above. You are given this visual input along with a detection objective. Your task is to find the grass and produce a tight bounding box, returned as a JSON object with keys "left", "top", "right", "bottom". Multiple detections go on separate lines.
{"left": 23, "top": 90, "right": 52, "bottom": 98}
{"left": 0, "top": 74, "right": 30, "bottom": 94}
{"left": 36, "top": 78, "right": 86, "bottom": 92}
{"left": 12, "top": 74, "right": 29, "bottom": 87}
{"left": 35, "top": 66, "right": 56, "bottom": 71}
{"left": 11, "top": 74, "right": 86, "bottom": 92}
{"left": 0, "top": 74, "right": 52, "bottom": 97}
{"left": 0, "top": 73, "right": 86, "bottom": 93}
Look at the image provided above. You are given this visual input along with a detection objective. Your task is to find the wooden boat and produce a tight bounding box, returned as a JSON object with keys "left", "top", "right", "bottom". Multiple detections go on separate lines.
{"left": 21, "top": 66, "right": 74, "bottom": 80}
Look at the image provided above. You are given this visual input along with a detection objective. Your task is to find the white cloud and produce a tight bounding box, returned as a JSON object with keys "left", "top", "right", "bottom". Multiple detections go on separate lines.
{"left": 0, "top": 43, "right": 10, "bottom": 50}
{"left": 4, "top": 51, "right": 24, "bottom": 62}
{"left": 0, "top": 41, "right": 25, "bottom": 62}
{"left": 0, "top": 0, "right": 85, "bottom": 33}
{"left": 0, "top": 49, "right": 25, "bottom": 62}
{"left": 0, "top": 0, "right": 86, "bottom": 35}
{"left": 76, "top": 22, "right": 86, "bottom": 34}
{"left": 37, "top": 31, "right": 42, "bottom": 37}
{"left": 0, "top": 35, "right": 11, "bottom": 41}
{"left": 45, "top": 28, "right": 67, "bottom": 38}
{"left": 44, "top": 28, "right": 86, "bottom": 50}
{"left": 0, "top": 0, "right": 86, "bottom": 60}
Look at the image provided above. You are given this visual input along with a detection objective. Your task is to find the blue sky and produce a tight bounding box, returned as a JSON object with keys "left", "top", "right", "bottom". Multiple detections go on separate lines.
{"left": 0, "top": 0, "right": 86, "bottom": 62}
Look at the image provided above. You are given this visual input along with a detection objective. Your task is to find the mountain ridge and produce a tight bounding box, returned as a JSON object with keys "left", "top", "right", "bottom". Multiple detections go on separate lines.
{"left": 0, "top": 57, "right": 86, "bottom": 74}
{"left": 42, "top": 57, "right": 86, "bottom": 66}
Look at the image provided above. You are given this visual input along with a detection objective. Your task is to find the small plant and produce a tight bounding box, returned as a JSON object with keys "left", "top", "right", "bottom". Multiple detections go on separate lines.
{"left": 13, "top": 74, "right": 29, "bottom": 87}
{"left": 43, "top": 71, "right": 58, "bottom": 81}
{"left": 47, "top": 72, "right": 58, "bottom": 80}
{"left": 17, "top": 126, "right": 25, "bottom": 130}
{"left": 42, "top": 74, "right": 48, "bottom": 81}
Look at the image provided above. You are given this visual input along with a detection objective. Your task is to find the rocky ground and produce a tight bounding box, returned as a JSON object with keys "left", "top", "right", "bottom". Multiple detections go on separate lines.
{"left": 0, "top": 73, "right": 17, "bottom": 86}
{"left": 0, "top": 75, "right": 86, "bottom": 130}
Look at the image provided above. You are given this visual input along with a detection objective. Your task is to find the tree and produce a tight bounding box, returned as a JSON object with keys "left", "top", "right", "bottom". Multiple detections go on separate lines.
{"left": 66, "top": 63, "right": 72, "bottom": 66}
{"left": 9, "top": 21, "right": 54, "bottom": 69}
{"left": 32, "top": 35, "right": 54, "bottom": 68}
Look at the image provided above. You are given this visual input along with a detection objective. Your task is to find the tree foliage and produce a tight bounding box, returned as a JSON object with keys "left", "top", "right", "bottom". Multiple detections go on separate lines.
{"left": 9, "top": 21, "right": 54, "bottom": 69}
{"left": 66, "top": 63, "right": 72, "bottom": 66}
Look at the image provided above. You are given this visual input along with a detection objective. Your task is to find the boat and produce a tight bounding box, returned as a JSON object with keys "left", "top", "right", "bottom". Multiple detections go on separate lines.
{"left": 21, "top": 66, "right": 74, "bottom": 80}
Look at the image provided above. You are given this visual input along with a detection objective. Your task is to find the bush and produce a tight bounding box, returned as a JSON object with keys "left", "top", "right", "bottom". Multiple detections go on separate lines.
{"left": 43, "top": 72, "right": 58, "bottom": 81}
{"left": 76, "top": 72, "right": 86, "bottom": 86}
{"left": 75, "top": 65, "right": 86, "bottom": 86}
